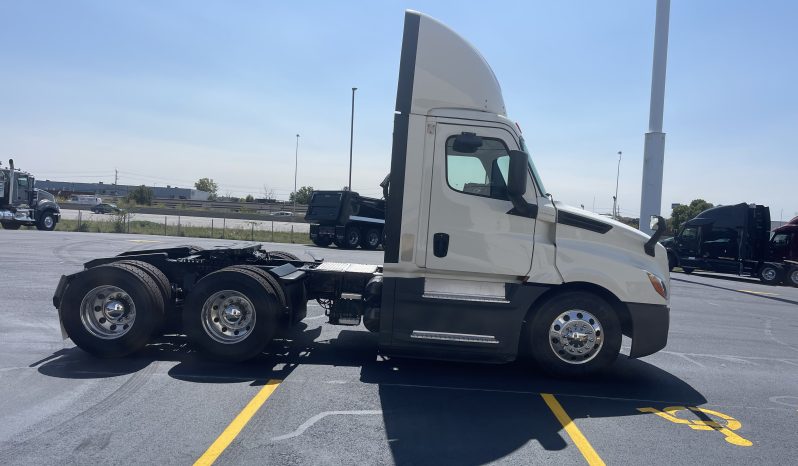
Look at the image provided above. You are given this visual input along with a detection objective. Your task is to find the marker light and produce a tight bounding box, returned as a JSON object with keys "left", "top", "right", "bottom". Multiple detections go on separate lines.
{"left": 646, "top": 272, "right": 668, "bottom": 300}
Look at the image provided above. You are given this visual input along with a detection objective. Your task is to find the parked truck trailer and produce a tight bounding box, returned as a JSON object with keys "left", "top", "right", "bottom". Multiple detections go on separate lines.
{"left": 52, "top": 11, "right": 670, "bottom": 376}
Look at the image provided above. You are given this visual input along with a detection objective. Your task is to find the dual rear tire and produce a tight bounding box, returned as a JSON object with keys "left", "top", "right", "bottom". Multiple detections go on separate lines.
{"left": 183, "top": 267, "right": 282, "bottom": 361}
{"left": 60, "top": 262, "right": 165, "bottom": 358}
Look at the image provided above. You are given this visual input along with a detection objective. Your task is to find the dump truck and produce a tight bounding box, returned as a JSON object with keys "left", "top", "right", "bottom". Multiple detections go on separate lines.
{"left": 305, "top": 190, "right": 386, "bottom": 249}
{"left": 0, "top": 159, "right": 61, "bottom": 231}
{"left": 51, "top": 11, "right": 670, "bottom": 376}
{"left": 662, "top": 203, "right": 798, "bottom": 286}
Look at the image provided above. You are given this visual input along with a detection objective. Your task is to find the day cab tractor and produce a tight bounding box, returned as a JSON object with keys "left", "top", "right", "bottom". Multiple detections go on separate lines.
{"left": 0, "top": 159, "right": 61, "bottom": 231}
{"left": 52, "top": 11, "right": 670, "bottom": 376}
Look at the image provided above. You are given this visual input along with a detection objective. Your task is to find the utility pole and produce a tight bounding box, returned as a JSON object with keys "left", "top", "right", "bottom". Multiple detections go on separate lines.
{"left": 613, "top": 151, "right": 622, "bottom": 219}
{"left": 293, "top": 134, "right": 300, "bottom": 215}
{"left": 640, "top": 0, "right": 671, "bottom": 234}
{"left": 114, "top": 169, "right": 118, "bottom": 185}
{"left": 348, "top": 87, "right": 357, "bottom": 191}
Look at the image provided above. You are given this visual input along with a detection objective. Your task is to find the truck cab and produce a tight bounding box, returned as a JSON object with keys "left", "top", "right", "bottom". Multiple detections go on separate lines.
{"left": 0, "top": 160, "right": 61, "bottom": 231}
{"left": 377, "top": 11, "right": 670, "bottom": 370}
{"left": 769, "top": 217, "right": 798, "bottom": 263}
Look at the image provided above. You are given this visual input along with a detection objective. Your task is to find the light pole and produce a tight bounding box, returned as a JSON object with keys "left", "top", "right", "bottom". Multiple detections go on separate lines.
{"left": 293, "top": 133, "right": 300, "bottom": 215}
{"left": 348, "top": 87, "right": 357, "bottom": 191}
{"left": 639, "top": 0, "right": 671, "bottom": 233}
{"left": 613, "top": 151, "right": 622, "bottom": 218}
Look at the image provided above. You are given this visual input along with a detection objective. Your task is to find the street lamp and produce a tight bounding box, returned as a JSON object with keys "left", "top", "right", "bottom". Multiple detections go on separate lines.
{"left": 348, "top": 87, "right": 357, "bottom": 191}
{"left": 613, "top": 151, "right": 622, "bottom": 218}
{"left": 294, "top": 133, "right": 300, "bottom": 216}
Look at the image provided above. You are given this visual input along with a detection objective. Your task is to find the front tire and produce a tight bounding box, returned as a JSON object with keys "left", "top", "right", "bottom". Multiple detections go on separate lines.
{"left": 759, "top": 264, "right": 782, "bottom": 286}
{"left": 183, "top": 267, "right": 280, "bottom": 361}
{"left": 1, "top": 221, "right": 21, "bottom": 230}
{"left": 528, "top": 291, "right": 621, "bottom": 376}
{"left": 60, "top": 263, "right": 165, "bottom": 357}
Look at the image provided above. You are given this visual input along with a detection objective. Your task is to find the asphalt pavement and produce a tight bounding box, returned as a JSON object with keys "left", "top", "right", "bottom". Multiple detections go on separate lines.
{"left": 0, "top": 229, "right": 796, "bottom": 465}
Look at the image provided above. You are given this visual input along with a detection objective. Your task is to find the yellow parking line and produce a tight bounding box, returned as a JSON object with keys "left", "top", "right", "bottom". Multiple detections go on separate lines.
{"left": 194, "top": 379, "right": 282, "bottom": 466}
{"left": 541, "top": 393, "right": 605, "bottom": 466}
{"left": 737, "top": 289, "right": 778, "bottom": 296}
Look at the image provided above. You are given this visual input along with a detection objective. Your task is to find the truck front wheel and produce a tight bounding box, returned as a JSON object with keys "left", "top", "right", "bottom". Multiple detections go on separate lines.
{"left": 183, "top": 267, "right": 280, "bottom": 361}
{"left": 758, "top": 264, "right": 783, "bottom": 286}
{"left": 36, "top": 211, "right": 56, "bottom": 231}
{"left": 528, "top": 291, "right": 621, "bottom": 376}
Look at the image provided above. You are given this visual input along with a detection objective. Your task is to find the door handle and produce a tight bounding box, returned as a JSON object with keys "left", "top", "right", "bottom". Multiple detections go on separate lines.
{"left": 433, "top": 233, "right": 449, "bottom": 258}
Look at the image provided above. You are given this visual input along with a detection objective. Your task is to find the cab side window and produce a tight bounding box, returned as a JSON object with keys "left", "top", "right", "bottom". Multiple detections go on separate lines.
{"left": 445, "top": 136, "right": 510, "bottom": 201}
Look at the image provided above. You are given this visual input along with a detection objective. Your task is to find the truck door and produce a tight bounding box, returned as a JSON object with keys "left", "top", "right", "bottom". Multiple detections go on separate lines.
{"left": 425, "top": 123, "right": 536, "bottom": 277}
{"left": 13, "top": 175, "right": 32, "bottom": 207}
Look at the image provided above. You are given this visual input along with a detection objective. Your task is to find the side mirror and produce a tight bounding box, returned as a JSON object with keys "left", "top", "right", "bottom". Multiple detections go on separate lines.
{"left": 507, "top": 150, "right": 527, "bottom": 197}
{"left": 452, "top": 132, "right": 483, "bottom": 153}
{"left": 506, "top": 150, "right": 536, "bottom": 218}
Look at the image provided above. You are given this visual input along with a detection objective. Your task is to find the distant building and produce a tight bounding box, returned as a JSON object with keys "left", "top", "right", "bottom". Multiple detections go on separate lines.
{"left": 36, "top": 180, "right": 210, "bottom": 201}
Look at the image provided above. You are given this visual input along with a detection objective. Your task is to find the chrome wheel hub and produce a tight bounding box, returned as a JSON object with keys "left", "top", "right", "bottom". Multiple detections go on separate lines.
{"left": 201, "top": 290, "right": 256, "bottom": 344}
{"left": 43, "top": 216, "right": 54, "bottom": 228}
{"left": 549, "top": 309, "right": 603, "bottom": 364}
{"left": 790, "top": 269, "right": 798, "bottom": 285}
{"left": 80, "top": 285, "right": 136, "bottom": 339}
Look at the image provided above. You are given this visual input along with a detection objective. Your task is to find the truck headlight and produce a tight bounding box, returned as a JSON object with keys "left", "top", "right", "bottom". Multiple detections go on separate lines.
{"left": 646, "top": 272, "right": 668, "bottom": 300}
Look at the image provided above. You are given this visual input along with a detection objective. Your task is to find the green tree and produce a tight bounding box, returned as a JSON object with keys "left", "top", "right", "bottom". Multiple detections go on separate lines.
{"left": 245, "top": 194, "right": 254, "bottom": 202}
{"left": 289, "top": 186, "right": 314, "bottom": 205}
{"left": 670, "top": 199, "right": 714, "bottom": 233}
{"left": 194, "top": 177, "right": 218, "bottom": 201}
{"left": 127, "top": 185, "right": 153, "bottom": 205}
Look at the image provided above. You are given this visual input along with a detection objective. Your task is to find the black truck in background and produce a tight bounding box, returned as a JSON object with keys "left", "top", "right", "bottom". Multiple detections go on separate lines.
{"left": 0, "top": 159, "right": 61, "bottom": 231}
{"left": 662, "top": 203, "right": 798, "bottom": 286}
{"left": 305, "top": 190, "right": 386, "bottom": 249}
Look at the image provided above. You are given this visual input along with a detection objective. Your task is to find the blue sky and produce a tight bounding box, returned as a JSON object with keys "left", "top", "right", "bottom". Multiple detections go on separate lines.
{"left": 1, "top": 1, "right": 796, "bottom": 219}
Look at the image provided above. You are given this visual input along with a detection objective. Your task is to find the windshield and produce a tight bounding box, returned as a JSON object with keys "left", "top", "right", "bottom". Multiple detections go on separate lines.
{"left": 519, "top": 137, "right": 547, "bottom": 196}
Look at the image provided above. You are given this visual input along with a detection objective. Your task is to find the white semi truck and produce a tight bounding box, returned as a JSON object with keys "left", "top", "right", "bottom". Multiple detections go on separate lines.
{"left": 52, "top": 11, "right": 670, "bottom": 375}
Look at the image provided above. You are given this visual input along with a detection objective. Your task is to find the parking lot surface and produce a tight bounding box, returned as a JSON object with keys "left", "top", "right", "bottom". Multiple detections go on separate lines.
{"left": 1, "top": 230, "right": 796, "bottom": 465}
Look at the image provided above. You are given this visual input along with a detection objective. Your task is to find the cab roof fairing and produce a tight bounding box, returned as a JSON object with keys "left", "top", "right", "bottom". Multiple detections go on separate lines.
{"left": 404, "top": 10, "right": 507, "bottom": 118}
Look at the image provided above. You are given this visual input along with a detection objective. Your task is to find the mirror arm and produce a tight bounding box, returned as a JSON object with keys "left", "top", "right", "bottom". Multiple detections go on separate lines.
{"left": 507, "top": 195, "right": 537, "bottom": 219}
{"left": 645, "top": 215, "right": 666, "bottom": 257}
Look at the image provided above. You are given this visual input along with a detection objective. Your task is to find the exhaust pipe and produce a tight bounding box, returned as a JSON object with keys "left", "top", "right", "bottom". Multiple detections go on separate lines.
{"left": 7, "top": 159, "right": 15, "bottom": 206}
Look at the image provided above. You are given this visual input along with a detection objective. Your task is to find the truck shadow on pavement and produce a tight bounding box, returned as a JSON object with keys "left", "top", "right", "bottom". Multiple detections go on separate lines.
{"left": 36, "top": 326, "right": 706, "bottom": 464}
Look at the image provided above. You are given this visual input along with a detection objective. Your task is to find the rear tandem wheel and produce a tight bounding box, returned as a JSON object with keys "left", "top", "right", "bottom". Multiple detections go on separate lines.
{"left": 59, "top": 263, "right": 165, "bottom": 357}
{"left": 183, "top": 267, "right": 281, "bottom": 361}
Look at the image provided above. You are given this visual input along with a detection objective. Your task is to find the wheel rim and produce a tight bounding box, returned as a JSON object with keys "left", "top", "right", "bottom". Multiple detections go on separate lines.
{"left": 367, "top": 231, "right": 379, "bottom": 247}
{"left": 549, "top": 309, "right": 604, "bottom": 364}
{"left": 347, "top": 231, "right": 360, "bottom": 246}
{"left": 761, "top": 267, "right": 777, "bottom": 282}
{"left": 790, "top": 269, "right": 798, "bottom": 285}
{"left": 201, "top": 290, "right": 256, "bottom": 344}
{"left": 43, "top": 215, "right": 54, "bottom": 229}
{"left": 79, "top": 285, "right": 136, "bottom": 339}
